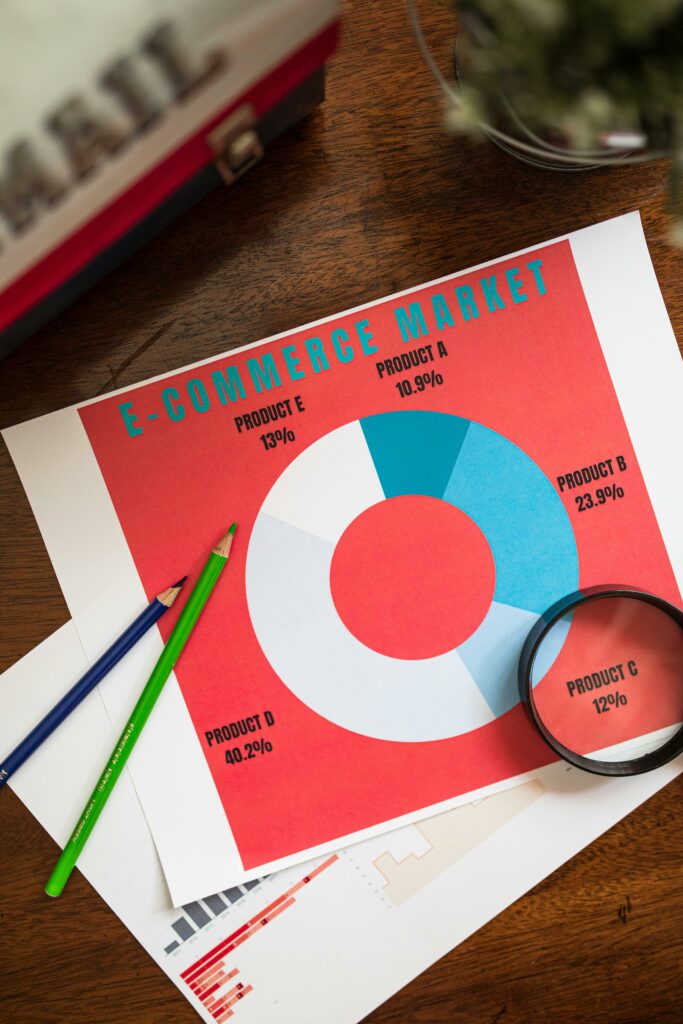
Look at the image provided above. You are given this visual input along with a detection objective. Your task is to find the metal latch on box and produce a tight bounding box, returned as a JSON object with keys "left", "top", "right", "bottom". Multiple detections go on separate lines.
{"left": 207, "top": 104, "right": 264, "bottom": 185}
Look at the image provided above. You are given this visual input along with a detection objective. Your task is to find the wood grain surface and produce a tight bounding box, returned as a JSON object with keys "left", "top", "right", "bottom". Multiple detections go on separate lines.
{"left": 1, "top": 2, "right": 681, "bottom": 1022}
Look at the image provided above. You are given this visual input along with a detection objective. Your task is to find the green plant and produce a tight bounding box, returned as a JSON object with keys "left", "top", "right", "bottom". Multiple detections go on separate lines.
{"left": 447, "top": 0, "right": 683, "bottom": 242}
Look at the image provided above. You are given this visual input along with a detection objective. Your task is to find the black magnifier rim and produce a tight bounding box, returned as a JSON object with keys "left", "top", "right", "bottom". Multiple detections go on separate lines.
{"left": 518, "top": 585, "right": 683, "bottom": 777}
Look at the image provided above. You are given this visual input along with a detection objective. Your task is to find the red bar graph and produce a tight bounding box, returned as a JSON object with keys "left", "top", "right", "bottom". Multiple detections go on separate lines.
{"left": 182, "top": 855, "right": 338, "bottom": 1018}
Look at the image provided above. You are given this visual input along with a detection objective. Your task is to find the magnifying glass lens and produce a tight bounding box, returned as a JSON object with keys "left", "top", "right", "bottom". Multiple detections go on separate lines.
{"left": 530, "top": 595, "right": 683, "bottom": 768}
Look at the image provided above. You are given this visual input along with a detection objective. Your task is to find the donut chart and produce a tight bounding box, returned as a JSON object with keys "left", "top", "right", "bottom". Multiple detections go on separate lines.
{"left": 246, "top": 411, "right": 579, "bottom": 742}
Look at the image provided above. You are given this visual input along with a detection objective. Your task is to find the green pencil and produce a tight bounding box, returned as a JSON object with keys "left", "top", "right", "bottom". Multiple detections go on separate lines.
{"left": 45, "top": 524, "right": 237, "bottom": 898}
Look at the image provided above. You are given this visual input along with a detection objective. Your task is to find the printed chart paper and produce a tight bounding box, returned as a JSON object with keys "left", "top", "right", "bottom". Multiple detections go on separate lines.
{"left": 3, "top": 212, "right": 682, "bottom": 905}
{"left": 1, "top": 624, "right": 681, "bottom": 1024}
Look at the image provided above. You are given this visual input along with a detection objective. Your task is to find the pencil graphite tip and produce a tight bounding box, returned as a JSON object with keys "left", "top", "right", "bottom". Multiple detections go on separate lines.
{"left": 158, "top": 577, "right": 188, "bottom": 606}
{"left": 213, "top": 523, "right": 237, "bottom": 558}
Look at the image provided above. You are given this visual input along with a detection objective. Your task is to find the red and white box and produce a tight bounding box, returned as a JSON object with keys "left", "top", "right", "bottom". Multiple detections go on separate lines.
{"left": 0, "top": 0, "right": 339, "bottom": 356}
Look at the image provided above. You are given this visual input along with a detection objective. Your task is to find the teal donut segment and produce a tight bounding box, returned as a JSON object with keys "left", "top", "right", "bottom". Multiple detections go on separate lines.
{"left": 442, "top": 422, "right": 579, "bottom": 614}
{"left": 360, "top": 410, "right": 470, "bottom": 499}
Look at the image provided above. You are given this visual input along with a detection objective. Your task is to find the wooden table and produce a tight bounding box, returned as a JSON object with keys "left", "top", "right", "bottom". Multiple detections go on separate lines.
{"left": 1, "top": 2, "right": 681, "bottom": 1021}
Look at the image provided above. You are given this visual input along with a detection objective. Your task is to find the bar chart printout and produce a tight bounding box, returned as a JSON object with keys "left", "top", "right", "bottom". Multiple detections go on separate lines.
{"left": 165, "top": 880, "right": 264, "bottom": 954}
{"left": 180, "top": 856, "right": 338, "bottom": 1020}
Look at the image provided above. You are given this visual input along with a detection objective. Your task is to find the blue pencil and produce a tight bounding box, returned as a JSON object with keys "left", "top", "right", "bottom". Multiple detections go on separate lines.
{"left": 0, "top": 577, "right": 187, "bottom": 788}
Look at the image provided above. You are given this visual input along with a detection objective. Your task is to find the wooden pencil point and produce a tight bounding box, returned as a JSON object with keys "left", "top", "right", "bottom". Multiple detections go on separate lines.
{"left": 213, "top": 524, "right": 237, "bottom": 559}
{"left": 157, "top": 577, "right": 187, "bottom": 607}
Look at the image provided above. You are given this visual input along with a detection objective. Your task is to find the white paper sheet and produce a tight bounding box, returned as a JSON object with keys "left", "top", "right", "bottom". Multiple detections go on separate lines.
{"left": 3, "top": 213, "right": 682, "bottom": 907}
{"left": 1, "top": 624, "right": 681, "bottom": 1024}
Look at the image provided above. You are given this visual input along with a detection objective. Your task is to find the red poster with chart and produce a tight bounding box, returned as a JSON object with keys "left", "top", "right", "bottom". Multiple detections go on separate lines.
{"left": 79, "top": 234, "right": 680, "bottom": 877}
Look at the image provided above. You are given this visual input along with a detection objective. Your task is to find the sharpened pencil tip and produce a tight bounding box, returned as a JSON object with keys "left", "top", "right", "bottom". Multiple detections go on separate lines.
{"left": 158, "top": 578, "right": 188, "bottom": 606}
{"left": 213, "top": 524, "right": 237, "bottom": 558}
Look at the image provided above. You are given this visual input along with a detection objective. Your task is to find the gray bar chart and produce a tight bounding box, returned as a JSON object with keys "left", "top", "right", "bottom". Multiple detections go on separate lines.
{"left": 223, "top": 887, "right": 245, "bottom": 904}
{"left": 184, "top": 901, "right": 212, "bottom": 929}
{"left": 172, "top": 917, "right": 195, "bottom": 942}
{"left": 165, "top": 880, "right": 263, "bottom": 954}
{"left": 203, "top": 893, "right": 227, "bottom": 915}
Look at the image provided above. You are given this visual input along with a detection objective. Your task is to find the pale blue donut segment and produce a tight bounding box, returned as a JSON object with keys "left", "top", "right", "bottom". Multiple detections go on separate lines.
{"left": 457, "top": 601, "right": 541, "bottom": 717}
{"left": 443, "top": 423, "right": 579, "bottom": 614}
{"left": 259, "top": 420, "right": 385, "bottom": 545}
{"left": 458, "top": 603, "right": 572, "bottom": 717}
{"left": 245, "top": 512, "right": 496, "bottom": 742}
{"left": 360, "top": 410, "right": 470, "bottom": 499}
{"left": 530, "top": 615, "right": 572, "bottom": 688}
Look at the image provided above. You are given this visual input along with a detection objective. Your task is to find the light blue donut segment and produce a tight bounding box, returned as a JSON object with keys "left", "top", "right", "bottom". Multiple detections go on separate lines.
{"left": 245, "top": 512, "right": 495, "bottom": 743}
{"left": 457, "top": 601, "right": 540, "bottom": 717}
{"left": 360, "top": 410, "right": 470, "bottom": 500}
{"left": 443, "top": 423, "right": 578, "bottom": 613}
{"left": 531, "top": 614, "right": 572, "bottom": 688}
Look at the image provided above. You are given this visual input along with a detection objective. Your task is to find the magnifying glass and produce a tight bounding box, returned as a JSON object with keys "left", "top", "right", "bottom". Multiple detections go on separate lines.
{"left": 519, "top": 586, "right": 683, "bottom": 776}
